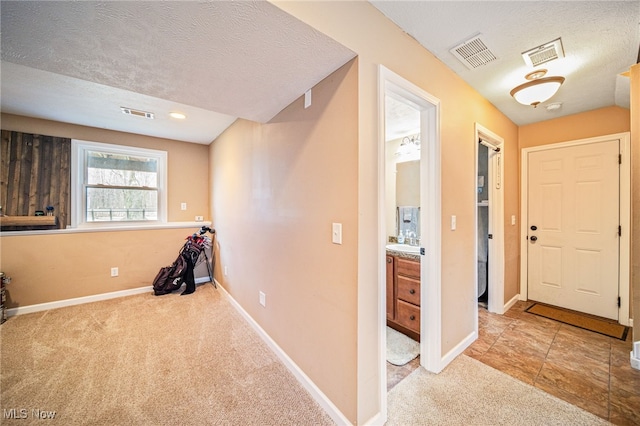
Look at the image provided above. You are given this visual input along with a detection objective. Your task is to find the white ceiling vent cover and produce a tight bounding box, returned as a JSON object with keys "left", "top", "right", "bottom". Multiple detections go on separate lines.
{"left": 450, "top": 35, "right": 498, "bottom": 70}
{"left": 121, "top": 107, "right": 154, "bottom": 119}
{"left": 522, "top": 38, "right": 565, "bottom": 67}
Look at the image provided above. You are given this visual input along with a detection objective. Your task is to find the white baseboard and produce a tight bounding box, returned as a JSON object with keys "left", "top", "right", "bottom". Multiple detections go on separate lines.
{"left": 6, "top": 286, "right": 153, "bottom": 317}
{"left": 504, "top": 293, "right": 520, "bottom": 313}
{"left": 214, "top": 280, "right": 351, "bottom": 426}
{"left": 631, "top": 342, "right": 640, "bottom": 370}
{"left": 440, "top": 329, "right": 477, "bottom": 369}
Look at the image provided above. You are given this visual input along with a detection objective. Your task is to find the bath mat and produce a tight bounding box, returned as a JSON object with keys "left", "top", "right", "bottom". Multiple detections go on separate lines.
{"left": 525, "top": 303, "right": 629, "bottom": 340}
{"left": 387, "top": 326, "right": 420, "bottom": 366}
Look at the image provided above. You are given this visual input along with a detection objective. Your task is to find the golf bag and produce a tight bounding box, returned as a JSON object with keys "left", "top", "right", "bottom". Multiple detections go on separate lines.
{"left": 153, "top": 227, "right": 214, "bottom": 296}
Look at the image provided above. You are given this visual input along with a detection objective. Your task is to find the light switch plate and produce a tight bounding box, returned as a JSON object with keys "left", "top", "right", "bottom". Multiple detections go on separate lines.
{"left": 332, "top": 223, "right": 342, "bottom": 244}
{"left": 451, "top": 215, "right": 456, "bottom": 230}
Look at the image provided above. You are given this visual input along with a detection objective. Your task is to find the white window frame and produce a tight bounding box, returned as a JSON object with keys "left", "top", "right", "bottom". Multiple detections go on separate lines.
{"left": 71, "top": 139, "right": 168, "bottom": 228}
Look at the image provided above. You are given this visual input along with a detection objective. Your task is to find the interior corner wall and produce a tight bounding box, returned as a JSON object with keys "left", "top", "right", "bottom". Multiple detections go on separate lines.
{"left": 0, "top": 115, "right": 211, "bottom": 307}
{"left": 273, "top": 2, "right": 520, "bottom": 422}
{"left": 209, "top": 59, "right": 359, "bottom": 422}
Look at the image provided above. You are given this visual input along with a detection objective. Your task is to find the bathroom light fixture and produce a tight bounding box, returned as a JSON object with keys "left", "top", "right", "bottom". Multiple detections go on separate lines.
{"left": 169, "top": 112, "right": 186, "bottom": 120}
{"left": 395, "top": 135, "right": 420, "bottom": 157}
{"left": 510, "top": 69, "right": 565, "bottom": 108}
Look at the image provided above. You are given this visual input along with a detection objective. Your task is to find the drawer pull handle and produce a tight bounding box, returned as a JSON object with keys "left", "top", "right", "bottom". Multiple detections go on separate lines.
{"left": 387, "top": 258, "right": 392, "bottom": 263}
{"left": 409, "top": 289, "right": 415, "bottom": 294}
{"left": 409, "top": 315, "right": 415, "bottom": 321}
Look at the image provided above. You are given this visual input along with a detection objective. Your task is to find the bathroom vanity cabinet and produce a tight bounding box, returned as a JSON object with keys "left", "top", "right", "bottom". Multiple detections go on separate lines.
{"left": 386, "top": 253, "right": 420, "bottom": 342}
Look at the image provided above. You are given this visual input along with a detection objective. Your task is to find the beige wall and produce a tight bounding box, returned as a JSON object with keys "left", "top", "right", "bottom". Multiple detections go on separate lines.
{"left": 0, "top": 115, "right": 211, "bottom": 306}
{"left": 209, "top": 60, "right": 359, "bottom": 421}
{"left": 518, "top": 106, "right": 630, "bottom": 148}
{"left": 1, "top": 113, "right": 211, "bottom": 222}
{"left": 271, "top": 2, "right": 520, "bottom": 422}
{"left": 1, "top": 228, "right": 199, "bottom": 306}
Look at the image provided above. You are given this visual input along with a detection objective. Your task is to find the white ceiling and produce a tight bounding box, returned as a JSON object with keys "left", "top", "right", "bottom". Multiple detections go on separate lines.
{"left": 0, "top": 1, "right": 355, "bottom": 144}
{"left": 372, "top": 1, "right": 640, "bottom": 127}
{"left": 1, "top": 2, "right": 638, "bottom": 145}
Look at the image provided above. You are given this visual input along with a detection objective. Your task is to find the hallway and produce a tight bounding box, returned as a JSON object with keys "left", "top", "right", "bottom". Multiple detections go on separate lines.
{"left": 465, "top": 301, "right": 639, "bottom": 425}
{"left": 388, "top": 301, "right": 639, "bottom": 425}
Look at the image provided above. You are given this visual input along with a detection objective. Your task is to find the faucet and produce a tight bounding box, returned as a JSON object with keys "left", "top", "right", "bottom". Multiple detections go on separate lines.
{"left": 407, "top": 231, "right": 416, "bottom": 246}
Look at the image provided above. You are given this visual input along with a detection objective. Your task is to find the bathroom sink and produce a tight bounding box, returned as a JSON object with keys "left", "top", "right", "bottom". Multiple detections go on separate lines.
{"left": 385, "top": 243, "right": 420, "bottom": 254}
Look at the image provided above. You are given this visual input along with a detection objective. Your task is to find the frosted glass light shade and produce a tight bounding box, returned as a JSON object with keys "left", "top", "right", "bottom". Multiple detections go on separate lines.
{"left": 510, "top": 76, "right": 565, "bottom": 107}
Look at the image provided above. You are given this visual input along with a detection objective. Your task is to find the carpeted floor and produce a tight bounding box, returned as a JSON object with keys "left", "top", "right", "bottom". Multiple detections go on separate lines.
{"left": 387, "top": 354, "right": 610, "bottom": 426}
{"left": 0, "top": 284, "right": 334, "bottom": 425}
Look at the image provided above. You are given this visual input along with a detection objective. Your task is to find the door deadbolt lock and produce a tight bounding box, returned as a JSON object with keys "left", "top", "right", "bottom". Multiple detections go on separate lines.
{"left": 530, "top": 225, "right": 537, "bottom": 231}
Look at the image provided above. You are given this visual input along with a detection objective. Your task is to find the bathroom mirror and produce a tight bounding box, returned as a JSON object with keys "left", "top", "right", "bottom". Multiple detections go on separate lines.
{"left": 396, "top": 160, "right": 420, "bottom": 238}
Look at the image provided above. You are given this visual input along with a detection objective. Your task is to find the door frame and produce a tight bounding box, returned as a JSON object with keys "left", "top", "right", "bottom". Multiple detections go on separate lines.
{"left": 474, "top": 124, "right": 505, "bottom": 315}
{"left": 519, "top": 133, "right": 631, "bottom": 325}
{"left": 378, "top": 66, "right": 442, "bottom": 411}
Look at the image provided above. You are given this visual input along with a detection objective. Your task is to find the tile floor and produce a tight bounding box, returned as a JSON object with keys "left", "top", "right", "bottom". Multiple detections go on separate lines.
{"left": 387, "top": 301, "right": 640, "bottom": 425}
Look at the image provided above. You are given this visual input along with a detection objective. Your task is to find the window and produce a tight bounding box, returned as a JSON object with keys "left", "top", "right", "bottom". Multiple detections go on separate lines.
{"left": 72, "top": 140, "right": 167, "bottom": 227}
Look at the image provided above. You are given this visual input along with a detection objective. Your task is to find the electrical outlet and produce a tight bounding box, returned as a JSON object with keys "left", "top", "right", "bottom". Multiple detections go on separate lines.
{"left": 224, "top": 266, "right": 228, "bottom": 276}
{"left": 259, "top": 291, "right": 266, "bottom": 307}
{"left": 195, "top": 215, "right": 204, "bottom": 222}
{"left": 180, "top": 202, "right": 187, "bottom": 210}
{"left": 110, "top": 267, "right": 119, "bottom": 277}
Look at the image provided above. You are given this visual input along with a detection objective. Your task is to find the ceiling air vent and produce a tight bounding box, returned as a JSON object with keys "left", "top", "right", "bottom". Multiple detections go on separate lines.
{"left": 450, "top": 35, "right": 498, "bottom": 70}
{"left": 522, "top": 38, "right": 564, "bottom": 67}
{"left": 121, "top": 107, "right": 154, "bottom": 119}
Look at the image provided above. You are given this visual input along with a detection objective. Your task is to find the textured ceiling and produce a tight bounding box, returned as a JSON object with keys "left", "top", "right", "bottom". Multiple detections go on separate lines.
{"left": 371, "top": 1, "right": 640, "bottom": 126}
{"left": 2, "top": 2, "right": 637, "bottom": 144}
{"left": 1, "top": 1, "right": 355, "bottom": 144}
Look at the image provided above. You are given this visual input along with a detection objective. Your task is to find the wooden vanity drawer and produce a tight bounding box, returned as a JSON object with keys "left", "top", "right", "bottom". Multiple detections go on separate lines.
{"left": 397, "top": 276, "right": 420, "bottom": 305}
{"left": 396, "top": 300, "right": 420, "bottom": 333}
{"left": 396, "top": 257, "right": 420, "bottom": 279}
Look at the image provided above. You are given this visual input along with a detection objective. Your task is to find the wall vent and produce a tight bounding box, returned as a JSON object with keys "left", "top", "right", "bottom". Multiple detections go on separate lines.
{"left": 120, "top": 107, "right": 154, "bottom": 119}
{"left": 450, "top": 35, "right": 498, "bottom": 70}
{"left": 522, "top": 38, "right": 564, "bottom": 67}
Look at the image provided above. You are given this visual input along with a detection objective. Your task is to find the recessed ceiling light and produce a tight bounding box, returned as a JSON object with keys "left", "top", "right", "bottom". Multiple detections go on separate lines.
{"left": 169, "top": 112, "right": 186, "bottom": 120}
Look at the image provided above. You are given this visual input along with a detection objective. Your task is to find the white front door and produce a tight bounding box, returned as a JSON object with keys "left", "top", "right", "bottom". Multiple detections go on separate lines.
{"left": 527, "top": 139, "right": 620, "bottom": 320}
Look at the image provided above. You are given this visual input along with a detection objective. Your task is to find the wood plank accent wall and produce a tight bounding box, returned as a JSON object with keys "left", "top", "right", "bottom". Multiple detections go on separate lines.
{"left": 1, "top": 130, "right": 71, "bottom": 228}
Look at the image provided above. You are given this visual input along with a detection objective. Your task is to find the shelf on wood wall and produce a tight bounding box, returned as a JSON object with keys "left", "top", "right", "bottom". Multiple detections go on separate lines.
{"left": 0, "top": 216, "right": 58, "bottom": 227}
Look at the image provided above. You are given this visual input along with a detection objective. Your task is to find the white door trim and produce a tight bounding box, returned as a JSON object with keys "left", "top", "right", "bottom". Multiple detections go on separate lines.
{"left": 519, "top": 132, "right": 631, "bottom": 325}
{"left": 378, "top": 65, "right": 442, "bottom": 420}
{"left": 474, "top": 124, "right": 505, "bottom": 316}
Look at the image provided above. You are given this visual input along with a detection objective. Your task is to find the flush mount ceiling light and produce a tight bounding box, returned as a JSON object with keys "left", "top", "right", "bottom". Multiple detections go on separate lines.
{"left": 169, "top": 112, "right": 186, "bottom": 120}
{"left": 510, "top": 69, "right": 565, "bottom": 108}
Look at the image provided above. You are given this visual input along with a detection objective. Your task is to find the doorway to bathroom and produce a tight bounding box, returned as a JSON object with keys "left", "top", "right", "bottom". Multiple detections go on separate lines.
{"left": 378, "top": 65, "right": 442, "bottom": 416}
{"left": 474, "top": 124, "right": 505, "bottom": 317}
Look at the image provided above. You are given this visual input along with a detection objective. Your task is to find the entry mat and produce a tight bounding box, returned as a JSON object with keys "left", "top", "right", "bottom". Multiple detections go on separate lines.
{"left": 525, "top": 303, "right": 629, "bottom": 341}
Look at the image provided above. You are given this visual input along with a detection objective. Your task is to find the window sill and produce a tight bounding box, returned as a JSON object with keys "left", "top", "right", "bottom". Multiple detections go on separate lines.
{"left": 0, "top": 221, "right": 211, "bottom": 237}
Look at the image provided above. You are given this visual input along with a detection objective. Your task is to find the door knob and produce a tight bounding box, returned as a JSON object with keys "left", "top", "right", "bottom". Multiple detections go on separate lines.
{"left": 530, "top": 236, "right": 538, "bottom": 242}
{"left": 530, "top": 225, "right": 537, "bottom": 231}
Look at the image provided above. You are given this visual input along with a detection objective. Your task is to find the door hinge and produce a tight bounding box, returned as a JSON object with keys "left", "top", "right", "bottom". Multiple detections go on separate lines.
{"left": 488, "top": 234, "right": 493, "bottom": 239}
{"left": 617, "top": 296, "right": 621, "bottom": 308}
{"left": 618, "top": 225, "right": 622, "bottom": 237}
{"left": 619, "top": 154, "right": 622, "bottom": 165}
